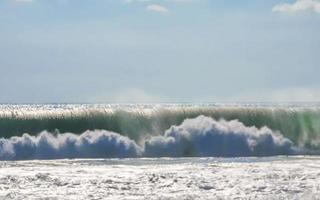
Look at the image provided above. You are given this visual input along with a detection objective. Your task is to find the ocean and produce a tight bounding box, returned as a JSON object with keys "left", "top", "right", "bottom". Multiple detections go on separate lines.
{"left": 0, "top": 103, "right": 320, "bottom": 199}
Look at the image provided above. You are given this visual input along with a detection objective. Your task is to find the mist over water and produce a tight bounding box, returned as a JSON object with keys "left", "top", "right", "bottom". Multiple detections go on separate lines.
{"left": 0, "top": 104, "right": 319, "bottom": 160}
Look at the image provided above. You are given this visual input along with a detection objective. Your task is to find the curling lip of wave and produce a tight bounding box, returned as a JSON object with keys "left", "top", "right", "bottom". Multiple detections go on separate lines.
{"left": 0, "top": 116, "right": 301, "bottom": 160}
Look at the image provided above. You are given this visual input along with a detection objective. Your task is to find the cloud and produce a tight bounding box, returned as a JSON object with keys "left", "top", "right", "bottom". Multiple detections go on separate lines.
{"left": 273, "top": 0, "right": 320, "bottom": 13}
{"left": 124, "top": 0, "right": 194, "bottom": 13}
{"left": 146, "top": 4, "right": 169, "bottom": 13}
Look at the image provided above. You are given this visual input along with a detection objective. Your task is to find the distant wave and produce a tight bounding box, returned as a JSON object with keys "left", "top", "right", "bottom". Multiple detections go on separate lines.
{"left": 0, "top": 116, "right": 304, "bottom": 160}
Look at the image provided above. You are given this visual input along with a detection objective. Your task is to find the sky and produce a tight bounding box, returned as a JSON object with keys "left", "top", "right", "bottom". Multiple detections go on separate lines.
{"left": 0, "top": 0, "right": 319, "bottom": 103}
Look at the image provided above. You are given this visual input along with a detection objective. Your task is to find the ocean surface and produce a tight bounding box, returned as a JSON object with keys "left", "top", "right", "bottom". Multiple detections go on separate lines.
{"left": 0, "top": 103, "right": 320, "bottom": 199}
{"left": 1, "top": 157, "right": 320, "bottom": 199}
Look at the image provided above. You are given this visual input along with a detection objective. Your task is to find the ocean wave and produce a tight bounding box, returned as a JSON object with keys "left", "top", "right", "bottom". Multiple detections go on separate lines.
{"left": 0, "top": 116, "right": 302, "bottom": 160}
{"left": 1, "top": 104, "right": 320, "bottom": 149}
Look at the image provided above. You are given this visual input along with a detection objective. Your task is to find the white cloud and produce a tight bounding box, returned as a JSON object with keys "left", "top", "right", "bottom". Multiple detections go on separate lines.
{"left": 273, "top": 0, "right": 320, "bottom": 13}
{"left": 124, "top": 0, "right": 194, "bottom": 13}
{"left": 146, "top": 4, "right": 169, "bottom": 13}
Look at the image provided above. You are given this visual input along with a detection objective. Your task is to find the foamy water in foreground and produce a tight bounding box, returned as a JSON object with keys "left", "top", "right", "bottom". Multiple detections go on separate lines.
{"left": 1, "top": 156, "right": 320, "bottom": 200}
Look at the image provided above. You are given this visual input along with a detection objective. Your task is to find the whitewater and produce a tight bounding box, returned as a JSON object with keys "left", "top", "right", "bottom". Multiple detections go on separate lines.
{"left": 1, "top": 104, "right": 320, "bottom": 199}
{"left": 1, "top": 157, "right": 320, "bottom": 199}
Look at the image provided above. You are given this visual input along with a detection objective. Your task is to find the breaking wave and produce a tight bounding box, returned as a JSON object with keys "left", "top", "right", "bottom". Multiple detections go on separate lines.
{"left": 0, "top": 116, "right": 303, "bottom": 160}
{"left": 1, "top": 104, "right": 320, "bottom": 149}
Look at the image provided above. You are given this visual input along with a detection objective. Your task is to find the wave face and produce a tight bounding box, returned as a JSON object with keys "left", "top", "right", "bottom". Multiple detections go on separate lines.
{"left": 0, "top": 103, "right": 319, "bottom": 159}
{"left": 0, "top": 116, "right": 299, "bottom": 160}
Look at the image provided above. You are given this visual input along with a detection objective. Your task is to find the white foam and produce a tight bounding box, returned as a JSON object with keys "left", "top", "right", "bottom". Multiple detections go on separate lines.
{"left": 144, "top": 116, "right": 295, "bottom": 157}
{"left": 0, "top": 130, "right": 142, "bottom": 160}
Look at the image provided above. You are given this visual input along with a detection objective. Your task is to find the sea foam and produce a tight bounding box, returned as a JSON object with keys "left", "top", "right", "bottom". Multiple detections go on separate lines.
{"left": 144, "top": 116, "right": 295, "bottom": 157}
{"left": 0, "top": 130, "right": 141, "bottom": 160}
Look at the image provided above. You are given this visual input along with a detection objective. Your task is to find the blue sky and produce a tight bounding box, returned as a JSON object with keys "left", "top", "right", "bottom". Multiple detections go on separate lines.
{"left": 0, "top": 0, "right": 320, "bottom": 103}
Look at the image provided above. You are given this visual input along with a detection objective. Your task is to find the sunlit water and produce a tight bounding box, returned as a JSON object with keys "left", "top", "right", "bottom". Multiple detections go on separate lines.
{"left": 1, "top": 156, "right": 320, "bottom": 200}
